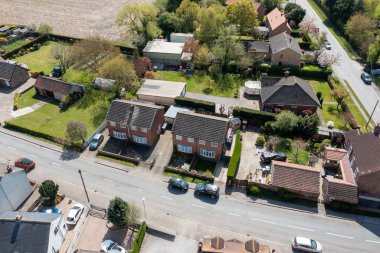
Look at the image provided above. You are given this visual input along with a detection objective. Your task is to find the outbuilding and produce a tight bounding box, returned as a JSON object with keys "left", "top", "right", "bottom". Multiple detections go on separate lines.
{"left": 137, "top": 79, "right": 186, "bottom": 106}
{"left": 143, "top": 39, "right": 185, "bottom": 67}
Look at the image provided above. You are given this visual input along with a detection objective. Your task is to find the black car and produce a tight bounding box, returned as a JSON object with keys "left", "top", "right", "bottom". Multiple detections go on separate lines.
{"left": 361, "top": 72, "right": 373, "bottom": 85}
{"left": 195, "top": 183, "right": 219, "bottom": 198}
{"left": 260, "top": 152, "right": 287, "bottom": 164}
{"left": 168, "top": 178, "right": 189, "bottom": 191}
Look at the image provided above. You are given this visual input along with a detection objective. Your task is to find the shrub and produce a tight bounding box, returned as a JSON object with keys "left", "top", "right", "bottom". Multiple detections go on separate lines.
{"left": 255, "top": 135, "right": 265, "bottom": 146}
{"left": 316, "top": 91, "right": 322, "bottom": 99}
{"left": 13, "top": 93, "right": 19, "bottom": 110}
{"left": 131, "top": 222, "right": 147, "bottom": 253}
{"left": 174, "top": 96, "right": 215, "bottom": 112}
{"left": 39, "top": 180, "right": 59, "bottom": 200}
{"left": 145, "top": 71, "right": 155, "bottom": 79}
{"left": 233, "top": 107, "right": 275, "bottom": 123}
{"left": 227, "top": 130, "right": 242, "bottom": 179}
{"left": 247, "top": 185, "right": 261, "bottom": 196}
{"left": 107, "top": 197, "right": 129, "bottom": 227}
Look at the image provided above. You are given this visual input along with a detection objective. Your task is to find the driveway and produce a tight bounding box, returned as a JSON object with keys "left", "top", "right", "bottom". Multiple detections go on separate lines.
{"left": 236, "top": 128, "right": 260, "bottom": 181}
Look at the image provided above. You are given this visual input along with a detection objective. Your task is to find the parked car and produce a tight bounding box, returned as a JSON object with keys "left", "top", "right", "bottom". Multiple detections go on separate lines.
{"left": 292, "top": 237, "right": 323, "bottom": 252}
{"left": 168, "top": 177, "right": 189, "bottom": 191}
{"left": 89, "top": 133, "right": 104, "bottom": 151}
{"left": 195, "top": 183, "right": 219, "bottom": 198}
{"left": 66, "top": 204, "right": 84, "bottom": 225}
{"left": 260, "top": 152, "right": 287, "bottom": 164}
{"left": 39, "top": 208, "right": 62, "bottom": 214}
{"left": 15, "top": 158, "right": 35, "bottom": 170}
{"left": 101, "top": 240, "right": 126, "bottom": 253}
{"left": 325, "top": 41, "right": 331, "bottom": 50}
{"left": 361, "top": 72, "right": 373, "bottom": 85}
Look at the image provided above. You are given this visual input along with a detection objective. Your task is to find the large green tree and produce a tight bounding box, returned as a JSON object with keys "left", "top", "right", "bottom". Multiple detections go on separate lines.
{"left": 158, "top": 11, "right": 179, "bottom": 37}
{"left": 262, "top": 0, "right": 283, "bottom": 12}
{"left": 272, "top": 111, "right": 299, "bottom": 135}
{"left": 345, "top": 13, "right": 376, "bottom": 55}
{"left": 284, "top": 3, "right": 306, "bottom": 25}
{"left": 195, "top": 4, "right": 226, "bottom": 45}
{"left": 176, "top": 0, "right": 200, "bottom": 33}
{"left": 108, "top": 197, "right": 129, "bottom": 227}
{"left": 39, "top": 180, "right": 59, "bottom": 200}
{"left": 226, "top": 0, "right": 258, "bottom": 36}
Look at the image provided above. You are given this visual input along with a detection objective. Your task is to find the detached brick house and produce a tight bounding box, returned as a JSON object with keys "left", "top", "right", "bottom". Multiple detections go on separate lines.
{"left": 260, "top": 76, "right": 321, "bottom": 114}
{"left": 105, "top": 100, "right": 165, "bottom": 146}
{"left": 34, "top": 76, "right": 85, "bottom": 101}
{"left": 0, "top": 61, "right": 29, "bottom": 88}
{"left": 270, "top": 32, "right": 301, "bottom": 67}
{"left": 172, "top": 112, "right": 229, "bottom": 161}
{"left": 266, "top": 7, "right": 292, "bottom": 37}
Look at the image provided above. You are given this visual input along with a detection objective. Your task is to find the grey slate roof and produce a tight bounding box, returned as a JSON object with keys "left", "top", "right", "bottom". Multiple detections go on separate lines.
{"left": 247, "top": 41, "right": 270, "bottom": 53}
{"left": 0, "top": 61, "right": 28, "bottom": 81}
{"left": 0, "top": 211, "right": 61, "bottom": 253}
{"left": 35, "top": 76, "right": 84, "bottom": 95}
{"left": 261, "top": 76, "right": 320, "bottom": 107}
{"left": 172, "top": 111, "right": 229, "bottom": 143}
{"left": 270, "top": 32, "right": 301, "bottom": 55}
{"left": 106, "top": 100, "right": 163, "bottom": 129}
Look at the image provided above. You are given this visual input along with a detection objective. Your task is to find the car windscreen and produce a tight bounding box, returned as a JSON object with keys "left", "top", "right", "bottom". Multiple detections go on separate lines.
{"left": 310, "top": 240, "right": 317, "bottom": 249}
{"left": 67, "top": 217, "right": 74, "bottom": 221}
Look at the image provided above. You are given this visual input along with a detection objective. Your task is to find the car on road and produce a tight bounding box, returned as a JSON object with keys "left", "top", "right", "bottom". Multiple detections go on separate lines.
{"left": 168, "top": 177, "right": 189, "bottom": 191}
{"left": 89, "top": 133, "right": 104, "bottom": 151}
{"left": 361, "top": 72, "right": 373, "bottom": 85}
{"left": 195, "top": 183, "right": 219, "bottom": 198}
{"left": 292, "top": 237, "right": 323, "bottom": 253}
{"left": 101, "top": 240, "right": 126, "bottom": 253}
{"left": 39, "top": 208, "right": 62, "bottom": 214}
{"left": 15, "top": 158, "right": 35, "bottom": 170}
{"left": 66, "top": 203, "right": 84, "bottom": 225}
{"left": 325, "top": 41, "right": 331, "bottom": 50}
{"left": 260, "top": 152, "right": 287, "bottom": 164}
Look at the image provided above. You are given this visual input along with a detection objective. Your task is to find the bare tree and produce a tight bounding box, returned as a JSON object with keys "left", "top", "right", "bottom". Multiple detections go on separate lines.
{"left": 266, "top": 135, "right": 281, "bottom": 151}
{"left": 299, "top": 16, "right": 318, "bottom": 37}
{"left": 126, "top": 202, "right": 141, "bottom": 229}
{"left": 50, "top": 43, "right": 70, "bottom": 73}
{"left": 317, "top": 50, "right": 341, "bottom": 69}
{"left": 65, "top": 121, "right": 87, "bottom": 144}
{"left": 291, "top": 138, "right": 306, "bottom": 163}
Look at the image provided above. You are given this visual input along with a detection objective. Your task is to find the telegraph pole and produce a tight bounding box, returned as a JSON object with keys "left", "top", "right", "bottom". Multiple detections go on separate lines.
{"left": 142, "top": 197, "right": 147, "bottom": 220}
{"left": 366, "top": 100, "right": 379, "bottom": 130}
{"left": 78, "top": 169, "right": 90, "bottom": 203}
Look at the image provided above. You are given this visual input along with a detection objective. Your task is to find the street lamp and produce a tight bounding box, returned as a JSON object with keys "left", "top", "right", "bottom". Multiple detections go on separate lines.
{"left": 142, "top": 197, "right": 147, "bottom": 220}
{"left": 78, "top": 169, "right": 90, "bottom": 204}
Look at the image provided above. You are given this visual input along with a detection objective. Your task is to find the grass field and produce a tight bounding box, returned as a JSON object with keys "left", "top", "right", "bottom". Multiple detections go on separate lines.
{"left": 310, "top": 79, "right": 334, "bottom": 102}
{"left": 276, "top": 142, "right": 310, "bottom": 166}
{"left": 18, "top": 88, "right": 42, "bottom": 109}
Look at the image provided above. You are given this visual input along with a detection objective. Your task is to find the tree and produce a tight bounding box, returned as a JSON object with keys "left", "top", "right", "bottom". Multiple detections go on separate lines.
{"left": 299, "top": 16, "right": 318, "bottom": 37}
{"left": 195, "top": 4, "right": 226, "bottom": 45}
{"left": 175, "top": 0, "right": 200, "bottom": 33}
{"left": 126, "top": 203, "right": 142, "bottom": 227}
{"left": 37, "top": 23, "right": 53, "bottom": 35}
{"left": 68, "top": 36, "right": 119, "bottom": 72}
{"left": 238, "top": 56, "right": 252, "bottom": 73}
{"left": 317, "top": 50, "right": 341, "bottom": 69}
{"left": 65, "top": 121, "right": 88, "bottom": 144}
{"left": 332, "top": 0, "right": 356, "bottom": 23}
{"left": 108, "top": 197, "right": 129, "bottom": 227}
{"left": 134, "top": 57, "right": 152, "bottom": 78}
{"left": 297, "top": 114, "right": 320, "bottom": 135}
{"left": 39, "top": 180, "right": 59, "bottom": 200}
{"left": 342, "top": 110, "right": 354, "bottom": 128}
{"left": 367, "top": 36, "right": 380, "bottom": 64}
{"left": 183, "top": 37, "right": 201, "bottom": 59}
{"left": 331, "top": 88, "right": 349, "bottom": 109}
{"left": 345, "top": 13, "right": 376, "bottom": 54}
{"left": 157, "top": 11, "right": 179, "bottom": 37}
{"left": 117, "top": 3, "right": 161, "bottom": 51}
{"left": 262, "top": 0, "right": 283, "bottom": 12}
{"left": 166, "top": 0, "right": 182, "bottom": 12}
{"left": 154, "top": 0, "right": 169, "bottom": 12}
{"left": 273, "top": 111, "right": 299, "bottom": 134}
{"left": 195, "top": 46, "right": 212, "bottom": 70}
{"left": 284, "top": 3, "right": 306, "bottom": 25}
{"left": 99, "top": 55, "right": 137, "bottom": 94}
{"left": 49, "top": 43, "right": 70, "bottom": 73}
{"left": 226, "top": 0, "right": 258, "bottom": 36}
{"left": 292, "top": 138, "right": 306, "bottom": 163}
{"left": 266, "top": 135, "right": 281, "bottom": 150}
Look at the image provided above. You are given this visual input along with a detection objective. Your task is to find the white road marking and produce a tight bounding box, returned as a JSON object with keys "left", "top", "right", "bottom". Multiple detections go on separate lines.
{"left": 227, "top": 212, "right": 241, "bottom": 217}
{"left": 30, "top": 154, "right": 39, "bottom": 158}
{"left": 8, "top": 146, "right": 16, "bottom": 150}
{"left": 192, "top": 204, "right": 205, "bottom": 208}
{"left": 287, "top": 225, "right": 314, "bottom": 232}
{"left": 251, "top": 218, "right": 277, "bottom": 225}
{"left": 130, "top": 186, "right": 143, "bottom": 191}
{"left": 161, "top": 196, "right": 173, "bottom": 200}
{"left": 325, "top": 232, "right": 354, "bottom": 239}
{"left": 366, "top": 240, "right": 380, "bottom": 244}
{"left": 52, "top": 162, "right": 62, "bottom": 166}
{"left": 103, "top": 179, "right": 113, "bottom": 183}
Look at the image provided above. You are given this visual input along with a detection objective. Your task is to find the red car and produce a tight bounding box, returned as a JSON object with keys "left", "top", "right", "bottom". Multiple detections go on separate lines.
{"left": 15, "top": 158, "right": 35, "bottom": 170}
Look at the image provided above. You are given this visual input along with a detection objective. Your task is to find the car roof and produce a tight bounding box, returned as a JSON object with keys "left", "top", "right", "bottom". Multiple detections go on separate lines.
{"left": 295, "top": 237, "right": 311, "bottom": 246}
{"left": 20, "top": 158, "right": 33, "bottom": 163}
{"left": 93, "top": 133, "right": 102, "bottom": 139}
{"left": 206, "top": 184, "right": 218, "bottom": 191}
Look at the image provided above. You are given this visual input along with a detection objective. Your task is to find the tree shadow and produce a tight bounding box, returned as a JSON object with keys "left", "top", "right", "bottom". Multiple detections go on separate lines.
{"left": 60, "top": 148, "right": 80, "bottom": 161}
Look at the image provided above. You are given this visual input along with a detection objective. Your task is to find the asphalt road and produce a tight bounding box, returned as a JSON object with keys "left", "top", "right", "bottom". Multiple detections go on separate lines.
{"left": 1, "top": 132, "right": 379, "bottom": 253}
{"left": 297, "top": 0, "right": 380, "bottom": 123}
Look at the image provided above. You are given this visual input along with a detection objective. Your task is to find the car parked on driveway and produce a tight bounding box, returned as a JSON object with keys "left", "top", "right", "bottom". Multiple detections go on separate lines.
{"left": 260, "top": 152, "right": 287, "bottom": 164}
{"left": 101, "top": 240, "right": 126, "bottom": 253}
{"left": 195, "top": 183, "right": 219, "bottom": 198}
{"left": 15, "top": 158, "right": 35, "bottom": 170}
{"left": 325, "top": 41, "right": 331, "bottom": 50}
{"left": 292, "top": 237, "right": 323, "bottom": 252}
{"left": 361, "top": 72, "right": 373, "bottom": 84}
{"left": 168, "top": 177, "right": 189, "bottom": 191}
{"left": 89, "top": 133, "right": 104, "bottom": 151}
{"left": 66, "top": 203, "right": 84, "bottom": 225}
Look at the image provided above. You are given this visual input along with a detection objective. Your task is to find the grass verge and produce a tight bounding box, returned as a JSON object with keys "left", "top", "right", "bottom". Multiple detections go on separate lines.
{"left": 96, "top": 154, "right": 136, "bottom": 167}
{"left": 164, "top": 171, "right": 206, "bottom": 184}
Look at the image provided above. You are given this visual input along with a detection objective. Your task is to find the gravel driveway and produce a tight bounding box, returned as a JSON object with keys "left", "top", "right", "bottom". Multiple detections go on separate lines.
{"left": 0, "top": 0, "right": 152, "bottom": 40}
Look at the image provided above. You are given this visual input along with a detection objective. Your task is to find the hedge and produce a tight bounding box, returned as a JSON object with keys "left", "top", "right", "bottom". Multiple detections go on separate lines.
{"left": 259, "top": 64, "right": 332, "bottom": 79}
{"left": 290, "top": 29, "right": 301, "bottom": 37}
{"left": 14, "top": 93, "right": 19, "bottom": 110}
{"left": 298, "top": 42, "right": 312, "bottom": 50}
{"left": 174, "top": 96, "right": 215, "bottom": 112}
{"left": 227, "top": 130, "right": 242, "bottom": 179}
{"left": 233, "top": 107, "right": 275, "bottom": 123}
{"left": 131, "top": 221, "right": 147, "bottom": 253}
{"left": 1, "top": 34, "right": 47, "bottom": 59}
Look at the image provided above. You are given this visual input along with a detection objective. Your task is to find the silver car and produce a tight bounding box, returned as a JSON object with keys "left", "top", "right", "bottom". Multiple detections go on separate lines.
{"left": 292, "top": 237, "right": 323, "bottom": 252}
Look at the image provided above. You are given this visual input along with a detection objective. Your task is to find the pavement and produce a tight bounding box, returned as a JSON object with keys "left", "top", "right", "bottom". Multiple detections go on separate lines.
{"left": 1, "top": 129, "right": 380, "bottom": 253}
{"left": 297, "top": 0, "right": 380, "bottom": 123}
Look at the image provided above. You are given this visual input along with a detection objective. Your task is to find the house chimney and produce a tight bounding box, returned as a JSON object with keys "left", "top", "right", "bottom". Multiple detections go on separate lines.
{"left": 15, "top": 215, "right": 22, "bottom": 222}
{"left": 374, "top": 123, "right": 380, "bottom": 137}
{"left": 284, "top": 70, "right": 290, "bottom": 77}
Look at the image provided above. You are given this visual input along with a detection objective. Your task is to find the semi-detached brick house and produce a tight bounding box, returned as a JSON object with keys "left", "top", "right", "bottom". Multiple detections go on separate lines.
{"left": 105, "top": 100, "right": 165, "bottom": 146}
{"left": 172, "top": 112, "right": 229, "bottom": 161}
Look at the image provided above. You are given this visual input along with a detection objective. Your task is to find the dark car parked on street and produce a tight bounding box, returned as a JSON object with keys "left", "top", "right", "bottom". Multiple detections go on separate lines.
{"left": 89, "top": 133, "right": 104, "bottom": 151}
{"left": 195, "top": 183, "right": 219, "bottom": 198}
{"left": 168, "top": 177, "right": 189, "bottom": 191}
{"left": 260, "top": 152, "right": 287, "bottom": 164}
{"left": 361, "top": 72, "right": 373, "bottom": 85}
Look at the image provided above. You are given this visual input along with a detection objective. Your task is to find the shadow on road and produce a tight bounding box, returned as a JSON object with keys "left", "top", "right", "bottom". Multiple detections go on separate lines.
{"left": 193, "top": 192, "right": 219, "bottom": 205}
{"left": 167, "top": 186, "right": 188, "bottom": 195}
{"left": 60, "top": 149, "right": 80, "bottom": 161}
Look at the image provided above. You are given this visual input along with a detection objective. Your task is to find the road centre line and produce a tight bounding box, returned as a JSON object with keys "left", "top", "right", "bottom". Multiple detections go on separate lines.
{"left": 287, "top": 225, "right": 314, "bottom": 232}
{"left": 227, "top": 212, "right": 241, "bottom": 217}
{"left": 130, "top": 186, "right": 143, "bottom": 191}
{"left": 366, "top": 240, "right": 380, "bottom": 244}
{"left": 192, "top": 204, "right": 205, "bottom": 208}
{"left": 52, "top": 162, "right": 62, "bottom": 166}
{"left": 161, "top": 195, "right": 173, "bottom": 200}
{"left": 251, "top": 218, "right": 277, "bottom": 225}
{"left": 8, "top": 146, "right": 16, "bottom": 150}
{"left": 30, "top": 154, "right": 39, "bottom": 158}
{"left": 103, "top": 179, "right": 113, "bottom": 183}
{"left": 325, "top": 232, "right": 354, "bottom": 239}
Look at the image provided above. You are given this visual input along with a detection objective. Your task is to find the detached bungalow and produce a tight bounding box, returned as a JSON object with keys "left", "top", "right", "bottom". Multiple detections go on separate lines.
{"left": 266, "top": 7, "right": 292, "bottom": 37}
{"left": 270, "top": 32, "right": 301, "bottom": 67}
{"left": 34, "top": 76, "right": 85, "bottom": 101}
{"left": 172, "top": 111, "right": 229, "bottom": 161}
{"left": 0, "top": 61, "right": 29, "bottom": 88}
{"left": 137, "top": 79, "right": 186, "bottom": 106}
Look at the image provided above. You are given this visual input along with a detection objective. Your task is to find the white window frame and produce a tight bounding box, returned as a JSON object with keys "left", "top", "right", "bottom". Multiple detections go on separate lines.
{"left": 133, "top": 135, "right": 147, "bottom": 144}
{"left": 110, "top": 121, "right": 116, "bottom": 127}
{"left": 177, "top": 144, "right": 192, "bottom": 153}
{"left": 176, "top": 135, "right": 182, "bottom": 140}
{"left": 141, "top": 127, "right": 148, "bottom": 133}
{"left": 200, "top": 149, "right": 215, "bottom": 158}
{"left": 131, "top": 125, "right": 137, "bottom": 131}
{"left": 211, "top": 142, "right": 218, "bottom": 147}
{"left": 188, "top": 137, "right": 194, "bottom": 143}
{"left": 120, "top": 122, "right": 127, "bottom": 128}
{"left": 113, "top": 131, "right": 127, "bottom": 140}
{"left": 199, "top": 139, "right": 206, "bottom": 145}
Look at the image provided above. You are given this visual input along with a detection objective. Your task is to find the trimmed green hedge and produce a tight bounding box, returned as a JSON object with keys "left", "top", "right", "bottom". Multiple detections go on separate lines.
{"left": 13, "top": 93, "right": 19, "bottom": 110}
{"left": 259, "top": 64, "right": 332, "bottom": 79}
{"left": 131, "top": 221, "right": 147, "bottom": 253}
{"left": 233, "top": 107, "right": 275, "bottom": 123}
{"left": 174, "top": 96, "right": 215, "bottom": 112}
{"left": 227, "top": 130, "right": 242, "bottom": 179}
{"left": 298, "top": 42, "right": 312, "bottom": 50}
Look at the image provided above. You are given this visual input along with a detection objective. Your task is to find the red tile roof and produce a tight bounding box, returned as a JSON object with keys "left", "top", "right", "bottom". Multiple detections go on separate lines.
{"left": 325, "top": 147, "right": 355, "bottom": 185}
{"left": 266, "top": 8, "right": 291, "bottom": 35}
{"left": 325, "top": 147, "right": 347, "bottom": 161}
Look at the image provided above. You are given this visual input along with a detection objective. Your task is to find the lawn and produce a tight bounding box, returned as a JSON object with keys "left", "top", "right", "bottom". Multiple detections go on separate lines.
{"left": 163, "top": 171, "right": 206, "bottom": 184}
{"left": 310, "top": 79, "right": 334, "bottom": 102}
{"left": 18, "top": 88, "right": 42, "bottom": 109}
{"left": 14, "top": 41, "right": 63, "bottom": 74}
{"left": 321, "top": 105, "right": 349, "bottom": 130}
{"left": 157, "top": 71, "right": 247, "bottom": 98}
{"left": 5, "top": 39, "right": 28, "bottom": 52}
{"left": 348, "top": 104, "right": 368, "bottom": 131}
{"left": 276, "top": 142, "right": 310, "bottom": 166}
{"left": 194, "top": 159, "right": 216, "bottom": 177}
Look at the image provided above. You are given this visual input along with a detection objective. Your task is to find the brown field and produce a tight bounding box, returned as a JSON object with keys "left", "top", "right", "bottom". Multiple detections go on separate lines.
{"left": 0, "top": 0, "right": 152, "bottom": 40}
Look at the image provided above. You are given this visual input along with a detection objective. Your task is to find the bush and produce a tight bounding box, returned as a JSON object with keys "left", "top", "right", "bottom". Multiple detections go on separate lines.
{"left": 174, "top": 96, "right": 215, "bottom": 112}
{"left": 291, "top": 29, "right": 301, "bottom": 37}
{"left": 39, "top": 180, "right": 59, "bottom": 200}
{"left": 14, "top": 93, "right": 19, "bottom": 110}
{"left": 255, "top": 135, "right": 265, "bottom": 146}
{"left": 107, "top": 197, "right": 129, "bottom": 227}
{"left": 299, "top": 42, "right": 312, "bottom": 50}
{"left": 246, "top": 185, "right": 261, "bottom": 196}
{"left": 233, "top": 107, "right": 275, "bottom": 123}
{"left": 227, "top": 130, "right": 242, "bottom": 179}
{"left": 131, "top": 222, "right": 147, "bottom": 253}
